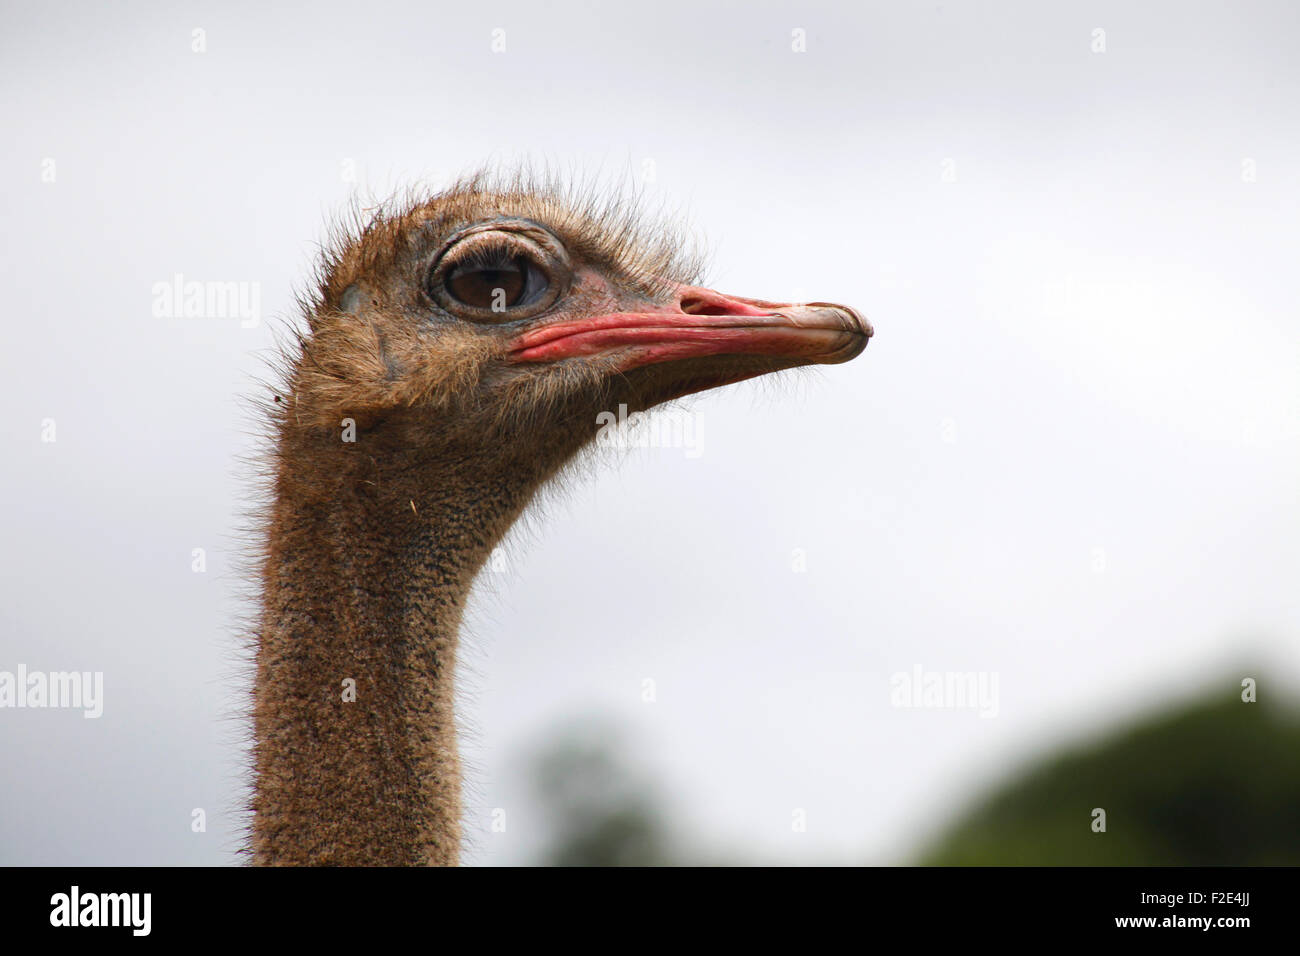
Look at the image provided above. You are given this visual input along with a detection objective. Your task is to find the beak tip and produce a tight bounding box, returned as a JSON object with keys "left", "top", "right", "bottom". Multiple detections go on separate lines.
{"left": 804, "top": 301, "right": 873, "bottom": 345}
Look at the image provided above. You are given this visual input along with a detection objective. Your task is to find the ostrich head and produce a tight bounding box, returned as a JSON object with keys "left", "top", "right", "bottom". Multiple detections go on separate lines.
{"left": 284, "top": 174, "right": 871, "bottom": 477}
{"left": 253, "top": 172, "right": 872, "bottom": 866}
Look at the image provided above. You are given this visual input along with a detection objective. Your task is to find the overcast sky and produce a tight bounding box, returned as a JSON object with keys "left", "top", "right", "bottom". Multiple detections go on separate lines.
{"left": 2, "top": 0, "right": 1298, "bottom": 865}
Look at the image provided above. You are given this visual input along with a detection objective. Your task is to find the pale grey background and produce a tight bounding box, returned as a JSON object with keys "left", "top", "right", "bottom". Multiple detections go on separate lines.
{"left": 1, "top": 0, "right": 1297, "bottom": 865}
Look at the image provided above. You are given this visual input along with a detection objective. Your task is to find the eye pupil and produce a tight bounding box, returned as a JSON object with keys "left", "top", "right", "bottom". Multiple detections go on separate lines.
{"left": 446, "top": 256, "right": 529, "bottom": 310}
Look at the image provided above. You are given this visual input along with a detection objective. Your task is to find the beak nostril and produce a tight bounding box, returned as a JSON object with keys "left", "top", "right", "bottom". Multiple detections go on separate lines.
{"left": 679, "top": 295, "right": 735, "bottom": 316}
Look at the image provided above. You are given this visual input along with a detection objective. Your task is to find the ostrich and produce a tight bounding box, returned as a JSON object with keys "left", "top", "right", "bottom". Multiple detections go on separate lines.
{"left": 249, "top": 172, "right": 871, "bottom": 865}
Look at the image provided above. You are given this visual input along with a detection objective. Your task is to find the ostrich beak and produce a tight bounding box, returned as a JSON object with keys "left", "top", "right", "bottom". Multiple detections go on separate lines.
{"left": 507, "top": 285, "right": 872, "bottom": 371}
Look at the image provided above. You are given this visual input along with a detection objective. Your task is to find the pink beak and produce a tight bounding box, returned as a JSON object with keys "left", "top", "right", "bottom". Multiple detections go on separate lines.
{"left": 508, "top": 284, "right": 871, "bottom": 371}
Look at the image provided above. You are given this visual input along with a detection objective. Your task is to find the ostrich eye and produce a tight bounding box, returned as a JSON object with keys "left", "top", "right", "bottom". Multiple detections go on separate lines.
{"left": 445, "top": 255, "right": 532, "bottom": 310}
{"left": 427, "top": 222, "right": 569, "bottom": 321}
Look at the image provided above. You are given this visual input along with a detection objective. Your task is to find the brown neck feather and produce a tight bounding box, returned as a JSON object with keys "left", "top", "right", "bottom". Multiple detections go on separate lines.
{"left": 250, "top": 413, "right": 552, "bottom": 865}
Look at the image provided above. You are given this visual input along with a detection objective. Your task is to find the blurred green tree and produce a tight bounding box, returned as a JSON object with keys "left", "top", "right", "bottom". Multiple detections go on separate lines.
{"left": 529, "top": 724, "right": 677, "bottom": 866}
{"left": 919, "top": 683, "right": 1300, "bottom": 865}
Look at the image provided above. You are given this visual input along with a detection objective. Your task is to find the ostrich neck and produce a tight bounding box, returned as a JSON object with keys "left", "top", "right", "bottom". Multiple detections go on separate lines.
{"left": 250, "top": 424, "right": 544, "bottom": 866}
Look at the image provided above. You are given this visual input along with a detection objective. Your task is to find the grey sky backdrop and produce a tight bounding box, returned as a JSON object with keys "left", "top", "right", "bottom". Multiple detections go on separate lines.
{"left": 2, "top": 0, "right": 1298, "bottom": 865}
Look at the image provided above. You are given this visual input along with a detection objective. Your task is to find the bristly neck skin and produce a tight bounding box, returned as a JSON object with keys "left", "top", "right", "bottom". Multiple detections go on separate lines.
{"left": 250, "top": 411, "right": 558, "bottom": 866}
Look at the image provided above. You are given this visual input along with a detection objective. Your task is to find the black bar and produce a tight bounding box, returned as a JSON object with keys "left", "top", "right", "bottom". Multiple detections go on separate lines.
{"left": 4, "top": 866, "right": 1281, "bottom": 942}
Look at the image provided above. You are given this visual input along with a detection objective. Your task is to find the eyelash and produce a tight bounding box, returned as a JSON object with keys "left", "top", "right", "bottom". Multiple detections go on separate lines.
{"left": 446, "top": 239, "right": 524, "bottom": 273}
